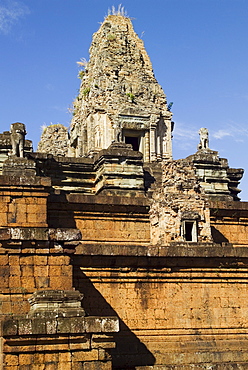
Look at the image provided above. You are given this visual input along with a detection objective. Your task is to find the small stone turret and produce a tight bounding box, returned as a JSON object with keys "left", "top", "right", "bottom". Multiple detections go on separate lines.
{"left": 187, "top": 128, "right": 244, "bottom": 201}
{"left": 69, "top": 14, "right": 173, "bottom": 162}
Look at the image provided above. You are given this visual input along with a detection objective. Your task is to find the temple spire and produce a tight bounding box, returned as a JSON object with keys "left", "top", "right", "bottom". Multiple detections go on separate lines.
{"left": 69, "top": 14, "right": 173, "bottom": 162}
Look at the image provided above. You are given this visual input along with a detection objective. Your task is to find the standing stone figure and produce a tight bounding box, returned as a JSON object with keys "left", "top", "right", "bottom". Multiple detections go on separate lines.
{"left": 10, "top": 122, "right": 26, "bottom": 157}
{"left": 198, "top": 127, "right": 209, "bottom": 150}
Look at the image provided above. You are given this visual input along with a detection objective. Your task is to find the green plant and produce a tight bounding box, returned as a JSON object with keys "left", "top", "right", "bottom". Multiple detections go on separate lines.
{"left": 126, "top": 92, "right": 135, "bottom": 102}
{"left": 168, "top": 102, "right": 173, "bottom": 111}
{"left": 82, "top": 87, "right": 90, "bottom": 97}
{"left": 107, "top": 33, "right": 116, "bottom": 41}
{"left": 78, "top": 70, "right": 85, "bottom": 79}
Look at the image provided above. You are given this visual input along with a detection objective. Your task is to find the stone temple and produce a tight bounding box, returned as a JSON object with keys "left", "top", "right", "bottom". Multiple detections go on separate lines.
{"left": 0, "top": 11, "right": 248, "bottom": 370}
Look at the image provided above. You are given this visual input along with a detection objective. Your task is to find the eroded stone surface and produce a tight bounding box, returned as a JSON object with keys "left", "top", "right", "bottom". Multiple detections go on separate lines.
{"left": 37, "top": 123, "right": 69, "bottom": 156}
{"left": 187, "top": 148, "right": 244, "bottom": 201}
{"left": 150, "top": 159, "right": 212, "bottom": 245}
{"left": 69, "top": 15, "right": 173, "bottom": 161}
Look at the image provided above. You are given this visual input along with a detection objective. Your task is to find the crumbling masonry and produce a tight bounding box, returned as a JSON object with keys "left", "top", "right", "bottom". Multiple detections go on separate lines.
{"left": 0, "top": 12, "right": 248, "bottom": 370}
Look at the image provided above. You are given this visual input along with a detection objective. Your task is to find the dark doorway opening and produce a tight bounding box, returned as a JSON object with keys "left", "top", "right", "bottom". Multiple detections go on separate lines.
{"left": 185, "top": 221, "right": 194, "bottom": 241}
{"left": 125, "top": 136, "right": 139, "bottom": 151}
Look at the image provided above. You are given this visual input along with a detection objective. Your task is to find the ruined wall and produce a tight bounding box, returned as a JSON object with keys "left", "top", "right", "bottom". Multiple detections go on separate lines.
{"left": 37, "top": 124, "right": 69, "bottom": 156}
{"left": 150, "top": 159, "right": 212, "bottom": 245}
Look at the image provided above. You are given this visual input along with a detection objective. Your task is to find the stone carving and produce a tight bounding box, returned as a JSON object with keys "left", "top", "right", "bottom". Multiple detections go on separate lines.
{"left": 10, "top": 122, "right": 26, "bottom": 157}
{"left": 198, "top": 127, "right": 209, "bottom": 150}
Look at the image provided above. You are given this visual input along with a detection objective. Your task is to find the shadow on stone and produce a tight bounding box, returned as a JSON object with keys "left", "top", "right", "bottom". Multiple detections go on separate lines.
{"left": 211, "top": 226, "right": 229, "bottom": 243}
{"left": 72, "top": 265, "right": 156, "bottom": 370}
{"left": 47, "top": 192, "right": 77, "bottom": 229}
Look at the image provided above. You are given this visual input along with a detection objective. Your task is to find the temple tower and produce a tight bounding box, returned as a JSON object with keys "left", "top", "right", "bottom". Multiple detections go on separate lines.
{"left": 69, "top": 14, "right": 173, "bottom": 162}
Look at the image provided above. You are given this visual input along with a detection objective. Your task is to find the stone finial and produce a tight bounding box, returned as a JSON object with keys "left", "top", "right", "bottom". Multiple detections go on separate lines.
{"left": 198, "top": 127, "right": 209, "bottom": 150}
{"left": 10, "top": 122, "right": 26, "bottom": 157}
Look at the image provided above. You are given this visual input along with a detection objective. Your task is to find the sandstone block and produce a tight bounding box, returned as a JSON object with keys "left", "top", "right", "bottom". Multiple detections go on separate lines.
{"left": 2, "top": 318, "right": 18, "bottom": 336}
{"left": 44, "top": 352, "right": 59, "bottom": 363}
{"left": 34, "top": 255, "right": 48, "bottom": 265}
{"left": 85, "top": 317, "right": 102, "bottom": 333}
{"left": 21, "top": 265, "right": 34, "bottom": 277}
{"left": 18, "top": 319, "right": 32, "bottom": 335}
{"left": 59, "top": 352, "right": 71, "bottom": 363}
{"left": 83, "top": 361, "right": 111, "bottom": 370}
{"left": 19, "top": 353, "right": 34, "bottom": 365}
{"left": 34, "top": 265, "right": 49, "bottom": 277}
{"left": 57, "top": 362, "right": 72, "bottom": 370}
{"left": 35, "top": 276, "right": 50, "bottom": 289}
{"left": 91, "top": 334, "right": 116, "bottom": 349}
{"left": 21, "top": 277, "right": 35, "bottom": 290}
{"left": 71, "top": 349, "right": 98, "bottom": 362}
{"left": 4, "top": 354, "right": 19, "bottom": 366}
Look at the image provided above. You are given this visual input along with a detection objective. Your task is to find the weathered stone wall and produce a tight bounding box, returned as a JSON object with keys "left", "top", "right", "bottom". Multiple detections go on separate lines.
{"left": 73, "top": 247, "right": 248, "bottom": 369}
{"left": 37, "top": 124, "right": 69, "bottom": 156}
{"left": 150, "top": 159, "right": 212, "bottom": 245}
{"left": 0, "top": 175, "right": 50, "bottom": 228}
{"left": 210, "top": 200, "right": 248, "bottom": 245}
{"left": 187, "top": 149, "right": 244, "bottom": 201}
{"left": 0, "top": 158, "right": 119, "bottom": 370}
{"left": 2, "top": 290, "right": 118, "bottom": 370}
{"left": 2, "top": 160, "right": 248, "bottom": 368}
{"left": 48, "top": 194, "right": 150, "bottom": 246}
{"left": 0, "top": 244, "right": 73, "bottom": 316}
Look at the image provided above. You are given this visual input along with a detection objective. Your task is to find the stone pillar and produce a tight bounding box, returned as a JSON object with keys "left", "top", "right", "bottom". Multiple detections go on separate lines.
{"left": 77, "top": 136, "right": 83, "bottom": 157}
{"left": 157, "top": 134, "right": 161, "bottom": 161}
{"left": 165, "top": 119, "right": 173, "bottom": 160}
{"left": 81, "top": 127, "right": 87, "bottom": 156}
{"left": 144, "top": 130, "right": 150, "bottom": 162}
{"left": 162, "top": 135, "right": 167, "bottom": 160}
{"left": 150, "top": 125, "right": 156, "bottom": 162}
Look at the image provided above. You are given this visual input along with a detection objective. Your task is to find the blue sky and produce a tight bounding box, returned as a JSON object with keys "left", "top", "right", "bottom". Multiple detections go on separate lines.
{"left": 1, "top": 0, "right": 248, "bottom": 199}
